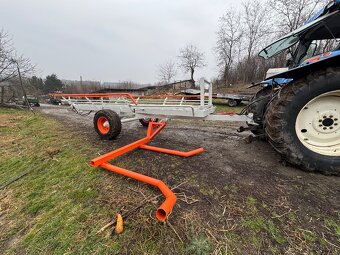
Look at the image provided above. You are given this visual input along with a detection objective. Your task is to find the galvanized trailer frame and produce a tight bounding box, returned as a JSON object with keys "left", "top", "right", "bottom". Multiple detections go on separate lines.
{"left": 50, "top": 78, "right": 254, "bottom": 124}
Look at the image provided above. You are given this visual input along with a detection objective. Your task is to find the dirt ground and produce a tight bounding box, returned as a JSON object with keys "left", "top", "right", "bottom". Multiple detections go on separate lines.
{"left": 38, "top": 104, "right": 340, "bottom": 254}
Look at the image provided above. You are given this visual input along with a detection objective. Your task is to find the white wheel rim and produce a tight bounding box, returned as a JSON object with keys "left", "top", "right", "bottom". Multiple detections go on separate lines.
{"left": 295, "top": 90, "right": 340, "bottom": 156}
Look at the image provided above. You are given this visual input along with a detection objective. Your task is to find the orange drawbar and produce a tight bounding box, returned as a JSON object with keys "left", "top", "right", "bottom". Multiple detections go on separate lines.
{"left": 90, "top": 121, "right": 204, "bottom": 221}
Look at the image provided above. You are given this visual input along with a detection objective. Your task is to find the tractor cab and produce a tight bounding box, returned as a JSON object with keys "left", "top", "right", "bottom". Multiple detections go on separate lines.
{"left": 259, "top": 0, "right": 340, "bottom": 84}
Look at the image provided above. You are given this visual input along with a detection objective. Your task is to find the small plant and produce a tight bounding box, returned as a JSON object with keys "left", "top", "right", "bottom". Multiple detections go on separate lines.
{"left": 325, "top": 219, "right": 340, "bottom": 239}
{"left": 186, "top": 235, "right": 213, "bottom": 255}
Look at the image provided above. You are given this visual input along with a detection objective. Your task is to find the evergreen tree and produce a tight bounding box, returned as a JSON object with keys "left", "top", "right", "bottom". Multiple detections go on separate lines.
{"left": 44, "top": 74, "right": 63, "bottom": 93}
{"left": 29, "top": 76, "right": 44, "bottom": 91}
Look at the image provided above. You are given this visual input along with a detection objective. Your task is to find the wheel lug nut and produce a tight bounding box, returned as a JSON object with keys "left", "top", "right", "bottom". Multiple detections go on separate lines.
{"left": 335, "top": 123, "right": 338, "bottom": 126}
{"left": 319, "top": 119, "right": 322, "bottom": 122}
{"left": 330, "top": 127, "right": 333, "bottom": 129}
{"left": 323, "top": 116, "right": 327, "bottom": 118}
{"left": 335, "top": 118, "right": 338, "bottom": 121}
{"left": 330, "top": 115, "right": 333, "bottom": 118}
{"left": 323, "top": 127, "right": 327, "bottom": 130}
{"left": 319, "top": 124, "right": 322, "bottom": 127}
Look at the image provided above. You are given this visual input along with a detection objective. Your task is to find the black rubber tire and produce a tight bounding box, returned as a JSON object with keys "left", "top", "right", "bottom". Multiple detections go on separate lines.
{"left": 246, "top": 87, "right": 273, "bottom": 136}
{"left": 139, "top": 118, "right": 159, "bottom": 127}
{"left": 264, "top": 67, "right": 340, "bottom": 175}
{"left": 93, "top": 110, "right": 122, "bottom": 140}
{"left": 227, "top": 99, "right": 238, "bottom": 107}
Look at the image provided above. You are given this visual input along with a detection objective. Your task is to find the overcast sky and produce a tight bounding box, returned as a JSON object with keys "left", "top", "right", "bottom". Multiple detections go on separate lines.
{"left": 1, "top": 0, "right": 239, "bottom": 84}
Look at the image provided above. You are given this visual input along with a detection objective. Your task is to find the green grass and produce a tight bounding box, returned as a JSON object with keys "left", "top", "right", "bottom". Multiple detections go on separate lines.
{"left": 325, "top": 218, "right": 340, "bottom": 240}
{"left": 185, "top": 235, "right": 213, "bottom": 255}
{"left": 212, "top": 99, "right": 247, "bottom": 114}
{"left": 0, "top": 108, "right": 193, "bottom": 254}
{"left": 240, "top": 196, "right": 287, "bottom": 250}
{"left": 0, "top": 108, "right": 120, "bottom": 254}
{"left": 241, "top": 216, "right": 286, "bottom": 245}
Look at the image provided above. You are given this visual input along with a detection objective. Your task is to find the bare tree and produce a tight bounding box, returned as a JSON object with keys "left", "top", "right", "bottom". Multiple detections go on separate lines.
{"left": 214, "top": 0, "right": 331, "bottom": 86}
{"left": 178, "top": 44, "right": 206, "bottom": 83}
{"left": 268, "top": 0, "right": 325, "bottom": 34}
{"left": 242, "top": 0, "right": 271, "bottom": 60}
{"left": 241, "top": 0, "right": 272, "bottom": 82}
{"left": 0, "top": 29, "right": 34, "bottom": 83}
{"left": 215, "top": 8, "right": 243, "bottom": 86}
{"left": 157, "top": 60, "right": 177, "bottom": 85}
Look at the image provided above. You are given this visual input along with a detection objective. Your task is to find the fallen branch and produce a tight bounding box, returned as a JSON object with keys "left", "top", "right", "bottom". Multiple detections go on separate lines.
{"left": 205, "top": 228, "right": 218, "bottom": 243}
{"left": 322, "top": 232, "right": 340, "bottom": 249}
{"left": 0, "top": 171, "right": 30, "bottom": 190}
{"left": 166, "top": 220, "right": 183, "bottom": 243}
{"left": 0, "top": 103, "right": 27, "bottom": 110}
{"left": 176, "top": 192, "right": 199, "bottom": 205}
{"left": 97, "top": 181, "right": 188, "bottom": 234}
{"left": 0, "top": 194, "right": 8, "bottom": 200}
{"left": 271, "top": 209, "right": 296, "bottom": 219}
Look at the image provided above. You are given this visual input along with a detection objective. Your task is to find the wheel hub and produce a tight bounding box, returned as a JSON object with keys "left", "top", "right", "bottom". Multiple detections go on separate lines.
{"left": 322, "top": 117, "right": 334, "bottom": 127}
{"left": 295, "top": 90, "right": 340, "bottom": 156}
{"left": 97, "top": 116, "right": 110, "bottom": 134}
{"left": 312, "top": 111, "right": 340, "bottom": 134}
{"left": 103, "top": 121, "right": 109, "bottom": 128}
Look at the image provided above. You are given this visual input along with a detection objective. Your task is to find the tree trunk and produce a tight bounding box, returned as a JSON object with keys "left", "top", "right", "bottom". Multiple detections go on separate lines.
{"left": 190, "top": 68, "right": 195, "bottom": 88}
{"left": 0, "top": 86, "right": 4, "bottom": 104}
{"left": 224, "top": 65, "right": 229, "bottom": 87}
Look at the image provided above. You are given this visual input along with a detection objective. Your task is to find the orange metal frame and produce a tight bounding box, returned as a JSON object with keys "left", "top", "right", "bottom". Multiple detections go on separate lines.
{"left": 49, "top": 93, "right": 138, "bottom": 105}
{"left": 90, "top": 121, "right": 204, "bottom": 221}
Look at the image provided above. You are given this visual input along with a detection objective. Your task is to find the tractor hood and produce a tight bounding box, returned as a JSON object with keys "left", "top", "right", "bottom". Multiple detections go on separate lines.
{"left": 259, "top": 1, "right": 340, "bottom": 59}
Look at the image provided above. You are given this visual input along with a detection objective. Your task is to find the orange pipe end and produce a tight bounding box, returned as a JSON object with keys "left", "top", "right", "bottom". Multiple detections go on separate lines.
{"left": 156, "top": 194, "right": 177, "bottom": 221}
{"left": 100, "top": 162, "right": 176, "bottom": 221}
{"left": 155, "top": 181, "right": 177, "bottom": 221}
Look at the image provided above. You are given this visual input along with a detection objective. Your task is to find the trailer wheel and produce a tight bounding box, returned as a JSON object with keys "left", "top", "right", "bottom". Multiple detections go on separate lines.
{"left": 264, "top": 67, "right": 340, "bottom": 175}
{"left": 139, "top": 118, "right": 159, "bottom": 127}
{"left": 94, "top": 110, "right": 122, "bottom": 140}
{"left": 227, "top": 99, "right": 240, "bottom": 107}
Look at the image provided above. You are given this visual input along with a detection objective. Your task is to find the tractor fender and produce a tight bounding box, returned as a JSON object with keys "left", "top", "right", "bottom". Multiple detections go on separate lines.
{"left": 267, "top": 54, "right": 340, "bottom": 80}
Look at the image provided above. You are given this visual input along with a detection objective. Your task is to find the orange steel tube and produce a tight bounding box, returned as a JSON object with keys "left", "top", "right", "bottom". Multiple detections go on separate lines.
{"left": 90, "top": 121, "right": 204, "bottom": 221}
{"left": 90, "top": 122, "right": 167, "bottom": 167}
{"left": 138, "top": 95, "right": 210, "bottom": 99}
{"left": 49, "top": 93, "right": 138, "bottom": 105}
{"left": 100, "top": 162, "right": 176, "bottom": 221}
{"left": 90, "top": 137, "right": 149, "bottom": 167}
{"left": 140, "top": 145, "right": 204, "bottom": 157}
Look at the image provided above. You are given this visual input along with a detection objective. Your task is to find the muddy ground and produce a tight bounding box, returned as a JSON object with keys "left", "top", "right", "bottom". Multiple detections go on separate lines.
{"left": 38, "top": 104, "right": 340, "bottom": 253}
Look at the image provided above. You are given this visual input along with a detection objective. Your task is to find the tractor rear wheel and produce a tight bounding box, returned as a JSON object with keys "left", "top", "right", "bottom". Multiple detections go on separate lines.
{"left": 94, "top": 110, "right": 122, "bottom": 140}
{"left": 246, "top": 87, "right": 272, "bottom": 136}
{"left": 264, "top": 67, "right": 340, "bottom": 175}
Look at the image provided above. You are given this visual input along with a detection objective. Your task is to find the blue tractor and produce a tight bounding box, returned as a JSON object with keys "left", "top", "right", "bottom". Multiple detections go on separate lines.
{"left": 246, "top": 0, "right": 340, "bottom": 175}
